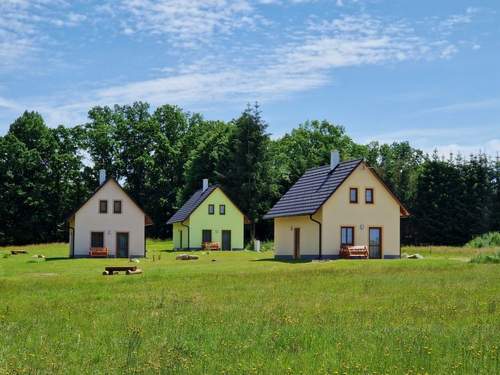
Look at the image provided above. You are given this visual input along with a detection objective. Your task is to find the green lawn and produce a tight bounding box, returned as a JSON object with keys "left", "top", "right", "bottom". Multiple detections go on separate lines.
{"left": 0, "top": 241, "right": 499, "bottom": 374}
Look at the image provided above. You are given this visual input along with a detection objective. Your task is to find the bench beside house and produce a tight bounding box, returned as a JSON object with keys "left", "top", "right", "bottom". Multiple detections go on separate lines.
{"left": 263, "top": 151, "right": 409, "bottom": 260}
{"left": 67, "top": 170, "right": 153, "bottom": 258}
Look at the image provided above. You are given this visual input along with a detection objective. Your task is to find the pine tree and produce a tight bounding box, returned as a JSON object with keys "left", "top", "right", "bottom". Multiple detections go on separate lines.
{"left": 224, "top": 104, "right": 278, "bottom": 240}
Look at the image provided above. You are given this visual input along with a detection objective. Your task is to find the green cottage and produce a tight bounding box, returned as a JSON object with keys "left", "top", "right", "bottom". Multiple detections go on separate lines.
{"left": 167, "top": 179, "right": 248, "bottom": 250}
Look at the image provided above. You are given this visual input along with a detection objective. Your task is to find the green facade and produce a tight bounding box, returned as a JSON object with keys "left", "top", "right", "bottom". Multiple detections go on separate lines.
{"left": 172, "top": 188, "right": 245, "bottom": 250}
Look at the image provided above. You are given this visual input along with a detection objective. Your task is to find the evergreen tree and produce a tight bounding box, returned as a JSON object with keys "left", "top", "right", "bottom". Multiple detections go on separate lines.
{"left": 224, "top": 104, "right": 278, "bottom": 240}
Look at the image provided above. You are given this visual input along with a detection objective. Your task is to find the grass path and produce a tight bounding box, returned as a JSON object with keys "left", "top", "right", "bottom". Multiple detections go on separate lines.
{"left": 0, "top": 241, "right": 499, "bottom": 374}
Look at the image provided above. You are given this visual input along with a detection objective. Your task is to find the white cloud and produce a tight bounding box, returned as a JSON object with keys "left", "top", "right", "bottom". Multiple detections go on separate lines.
{"left": 361, "top": 126, "right": 500, "bottom": 157}
{"left": 0, "top": 0, "right": 87, "bottom": 70}
{"left": 115, "top": 0, "right": 259, "bottom": 47}
{"left": 1, "top": 11, "right": 470, "bottom": 128}
{"left": 421, "top": 98, "right": 500, "bottom": 114}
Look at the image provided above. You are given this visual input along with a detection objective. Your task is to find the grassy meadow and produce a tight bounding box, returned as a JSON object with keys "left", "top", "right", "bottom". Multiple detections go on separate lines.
{"left": 0, "top": 241, "right": 499, "bottom": 374}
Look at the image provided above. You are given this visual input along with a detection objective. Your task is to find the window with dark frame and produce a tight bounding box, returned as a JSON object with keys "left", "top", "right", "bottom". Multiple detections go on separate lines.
{"left": 349, "top": 188, "right": 358, "bottom": 203}
{"left": 341, "top": 227, "right": 354, "bottom": 246}
{"left": 365, "top": 188, "right": 374, "bottom": 204}
{"left": 219, "top": 204, "right": 226, "bottom": 215}
{"left": 91, "top": 231, "right": 104, "bottom": 248}
{"left": 208, "top": 204, "right": 215, "bottom": 215}
{"left": 202, "top": 229, "right": 212, "bottom": 243}
{"left": 113, "top": 200, "right": 122, "bottom": 213}
{"left": 99, "top": 200, "right": 108, "bottom": 213}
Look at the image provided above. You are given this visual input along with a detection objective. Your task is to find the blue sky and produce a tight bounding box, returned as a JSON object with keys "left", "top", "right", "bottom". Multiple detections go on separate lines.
{"left": 0, "top": 0, "right": 499, "bottom": 155}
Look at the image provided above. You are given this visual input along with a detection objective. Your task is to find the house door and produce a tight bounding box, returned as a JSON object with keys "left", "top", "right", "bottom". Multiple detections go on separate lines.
{"left": 293, "top": 228, "right": 300, "bottom": 259}
{"left": 222, "top": 230, "right": 231, "bottom": 250}
{"left": 116, "top": 232, "right": 129, "bottom": 258}
{"left": 179, "top": 230, "right": 183, "bottom": 249}
{"left": 369, "top": 227, "right": 382, "bottom": 259}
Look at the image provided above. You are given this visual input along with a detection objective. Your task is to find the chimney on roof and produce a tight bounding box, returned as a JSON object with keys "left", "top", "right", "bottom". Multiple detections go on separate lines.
{"left": 202, "top": 178, "right": 209, "bottom": 192}
{"left": 330, "top": 150, "right": 340, "bottom": 170}
{"left": 99, "top": 169, "right": 106, "bottom": 185}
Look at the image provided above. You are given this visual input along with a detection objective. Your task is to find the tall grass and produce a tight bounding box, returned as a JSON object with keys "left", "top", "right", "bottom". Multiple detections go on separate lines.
{"left": 470, "top": 251, "right": 500, "bottom": 264}
{"left": 0, "top": 241, "right": 498, "bottom": 374}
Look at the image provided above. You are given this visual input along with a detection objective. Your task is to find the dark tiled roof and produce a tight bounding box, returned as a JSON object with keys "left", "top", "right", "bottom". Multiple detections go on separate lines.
{"left": 167, "top": 185, "right": 219, "bottom": 224}
{"left": 263, "top": 159, "right": 363, "bottom": 219}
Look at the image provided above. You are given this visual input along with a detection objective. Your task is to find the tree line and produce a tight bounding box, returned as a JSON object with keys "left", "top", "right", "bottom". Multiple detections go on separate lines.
{"left": 0, "top": 102, "right": 498, "bottom": 246}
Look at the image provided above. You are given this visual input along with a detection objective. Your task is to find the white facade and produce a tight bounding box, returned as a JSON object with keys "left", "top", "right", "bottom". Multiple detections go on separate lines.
{"left": 69, "top": 179, "right": 149, "bottom": 258}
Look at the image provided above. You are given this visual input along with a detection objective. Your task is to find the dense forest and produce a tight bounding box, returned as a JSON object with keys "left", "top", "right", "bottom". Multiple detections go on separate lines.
{"left": 0, "top": 102, "right": 498, "bottom": 246}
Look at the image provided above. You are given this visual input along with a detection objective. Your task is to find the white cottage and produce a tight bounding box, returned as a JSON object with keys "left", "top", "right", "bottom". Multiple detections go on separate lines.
{"left": 67, "top": 171, "right": 153, "bottom": 258}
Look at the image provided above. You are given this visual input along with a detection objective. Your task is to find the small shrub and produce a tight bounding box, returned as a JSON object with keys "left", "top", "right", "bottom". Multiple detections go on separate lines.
{"left": 465, "top": 232, "right": 500, "bottom": 248}
{"left": 470, "top": 251, "right": 500, "bottom": 264}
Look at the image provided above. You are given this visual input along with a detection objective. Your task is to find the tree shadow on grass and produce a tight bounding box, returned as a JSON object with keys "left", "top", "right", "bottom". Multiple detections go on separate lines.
{"left": 45, "top": 257, "right": 72, "bottom": 261}
{"left": 251, "top": 258, "right": 313, "bottom": 264}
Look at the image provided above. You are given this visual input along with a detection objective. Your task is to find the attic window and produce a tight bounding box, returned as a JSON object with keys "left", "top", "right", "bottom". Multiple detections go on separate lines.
{"left": 99, "top": 200, "right": 108, "bottom": 213}
{"left": 113, "top": 200, "right": 122, "bottom": 214}
{"left": 219, "top": 204, "right": 226, "bottom": 215}
{"left": 349, "top": 188, "right": 358, "bottom": 204}
{"left": 208, "top": 204, "right": 215, "bottom": 215}
{"left": 365, "top": 188, "right": 374, "bottom": 204}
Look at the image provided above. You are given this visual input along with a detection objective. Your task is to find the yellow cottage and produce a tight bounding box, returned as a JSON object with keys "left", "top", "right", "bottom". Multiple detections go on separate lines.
{"left": 167, "top": 179, "right": 249, "bottom": 250}
{"left": 264, "top": 152, "right": 409, "bottom": 260}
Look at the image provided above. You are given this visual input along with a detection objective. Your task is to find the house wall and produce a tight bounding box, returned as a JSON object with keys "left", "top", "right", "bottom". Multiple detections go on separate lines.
{"left": 73, "top": 180, "right": 146, "bottom": 257}
{"left": 172, "top": 220, "right": 189, "bottom": 250}
{"left": 273, "top": 163, "right": 401, "bottom": 259}
{"left": 174, "top": 188, "right": 244, "bottom": 250}
{"left": 321, "top": 163, "right": 401, "bottom": 258}
{"left": 274, "top": 210, "right": 322, "bottom": 259}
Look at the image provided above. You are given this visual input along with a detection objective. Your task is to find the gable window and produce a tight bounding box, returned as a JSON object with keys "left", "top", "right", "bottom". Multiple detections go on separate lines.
{"left": 208, "top": 204, "right": 215, "bottom": 215}
{"left": 99, "top": 200, "right": 108, "bottom": 213}
{"left": 91, "top": 232, "right": 104, "bottom": 248}
{"left": 365, "top": 188, "right": 374, "bottom": 204}
{"left": 202, "top": 230, "right": 212, "bottom": 243}
{"left": 219, "top": 204, "right": 226, "bottom": 215}
{"left": 349, "top": 188, "right": 358, "bottom": 203}
{"left": 113, "top": 200, "right": 122, "bottom": 214}
{"left": 341, "top": 227, "right": 354, "bottom": 246}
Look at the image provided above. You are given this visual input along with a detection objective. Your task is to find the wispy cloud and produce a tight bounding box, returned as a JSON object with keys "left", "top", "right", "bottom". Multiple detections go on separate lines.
{"left": 113, "top": 0, "right": 260, "bottom": 48}
{"left": 421, "top": 98, "right": 500, "bottom": 114}
{"left": 0, "top": 0, "right": 87, "bottom": 70}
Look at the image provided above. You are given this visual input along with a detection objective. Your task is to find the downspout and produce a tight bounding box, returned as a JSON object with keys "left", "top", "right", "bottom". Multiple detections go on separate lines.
{"left": 180, "top": 221, "right": 190, "bottom": 250}
{"left": 309, "top": 214, "right": 322, "bottom": 259}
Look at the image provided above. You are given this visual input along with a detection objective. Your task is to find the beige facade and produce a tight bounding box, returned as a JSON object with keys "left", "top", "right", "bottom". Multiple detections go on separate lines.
{"left": 69, "top": 179, "right": 150, "bottom": 258}
{"left": 274, "top": 162, "right": 405, "bottom": 259}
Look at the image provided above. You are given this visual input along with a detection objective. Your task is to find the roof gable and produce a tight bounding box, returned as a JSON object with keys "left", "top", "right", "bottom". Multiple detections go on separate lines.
{"left": 68, "top": 178, "right": 153, "bottom": 225}
{"left": 263, "top": 159, "right": 409, "bottom": 219}
{"left": 167, "top": 185, "right": 249, "bottom": 224}
{"left": 263, "top": 159, "right": 362, "bottom": 219}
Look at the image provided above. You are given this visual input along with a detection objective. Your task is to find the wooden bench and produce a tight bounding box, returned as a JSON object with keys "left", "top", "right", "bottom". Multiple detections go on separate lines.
{"left": 340, "top": 245, "right": 369, "bottom": 259}
{"left": 202, "top": 242, "right": 220, "bottom": 251}
{"left": 89, "top": 247, "right": 109, "bottom": 257}
{"left": 103, "top": 266, "right": 142, "bottom": 275}
{"left": 11, "top": 250, "right": 28, "bottom": 255}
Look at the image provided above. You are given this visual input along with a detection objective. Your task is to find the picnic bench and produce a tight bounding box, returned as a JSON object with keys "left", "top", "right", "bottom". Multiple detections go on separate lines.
{"left": 11, "top": 250, "right": 28, "bottom": 255}
{"left": 202, "top": 242, "right": 220, "bottom": 251}
{"left": 103, "top": 266, "right": 142, "bottom": 275}
{"left": 340, "top": 245, "right": 369, "bottom": 259}
{"left": 90, "top": 247, "right": 109, "bottom": 257}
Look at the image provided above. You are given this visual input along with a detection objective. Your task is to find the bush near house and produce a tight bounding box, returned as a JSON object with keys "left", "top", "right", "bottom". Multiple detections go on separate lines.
{"left": 465, "top": 232, "right": 500, "bottom": 248}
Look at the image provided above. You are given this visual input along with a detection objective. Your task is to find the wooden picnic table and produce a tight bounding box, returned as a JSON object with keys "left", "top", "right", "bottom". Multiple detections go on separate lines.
{"left": 103, "top": 266, "right": 142, "bottom": 275}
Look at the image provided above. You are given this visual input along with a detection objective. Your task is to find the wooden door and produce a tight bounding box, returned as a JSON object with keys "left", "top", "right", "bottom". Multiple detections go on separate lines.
{"left": 293, "top": 228, "right": 300, "bottom": 259}
{"left": 369, "top": 227, "right": 382, "bottom": 259}
{"left": 222, "top": 230, "right": 231, "bottom": 250}
{"left": 116, "top": 232, "right": 129, "bottom": 258}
